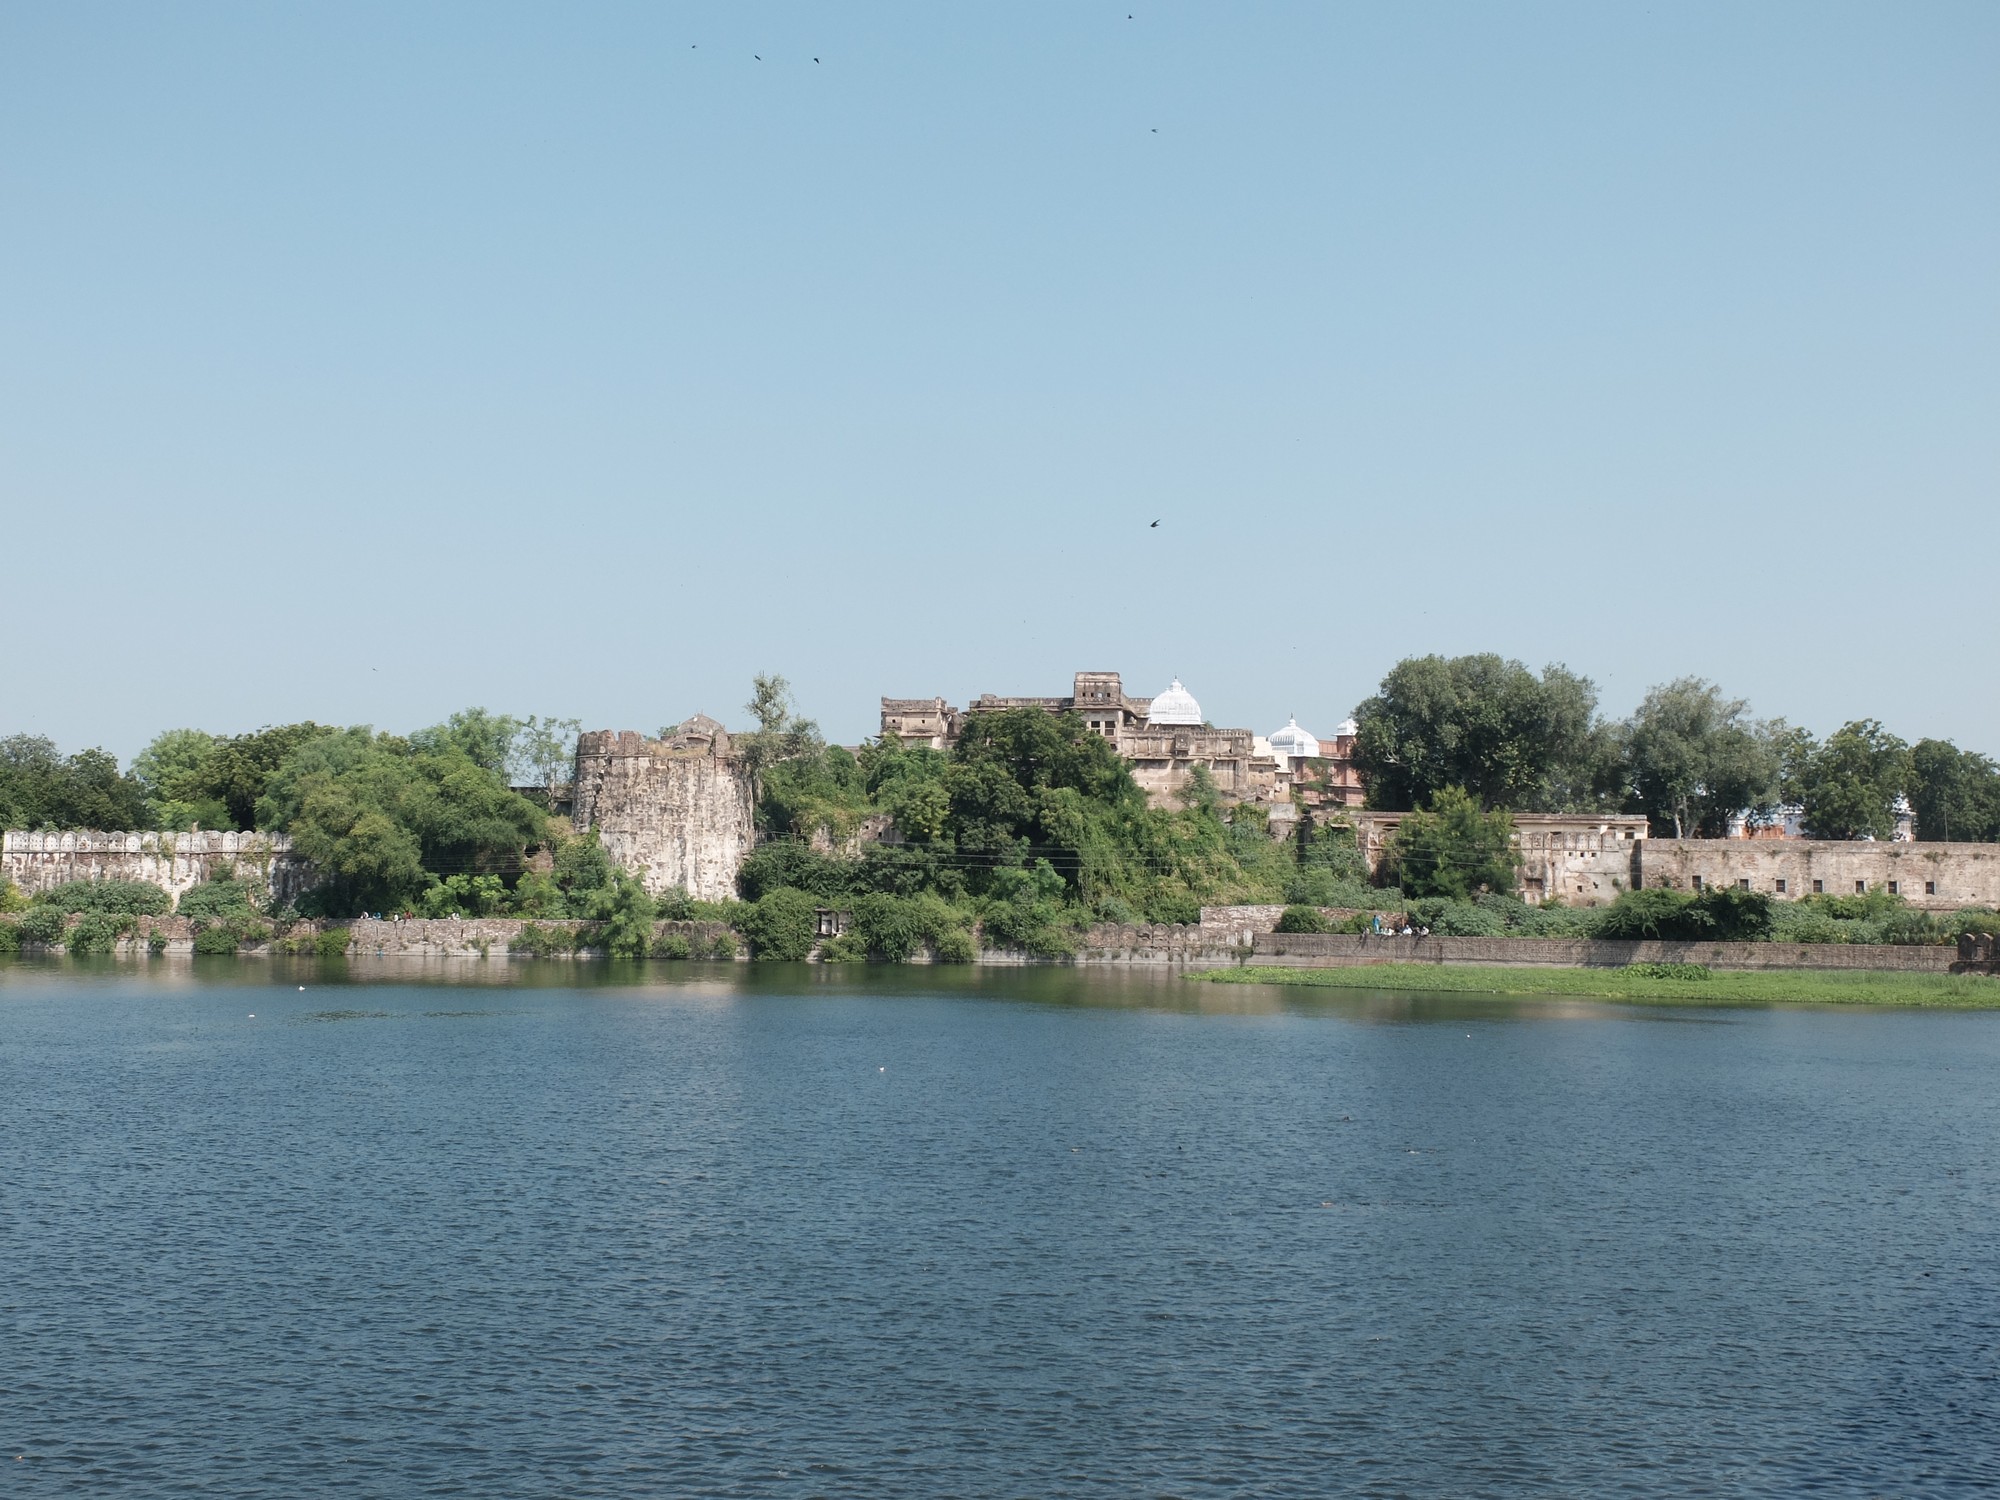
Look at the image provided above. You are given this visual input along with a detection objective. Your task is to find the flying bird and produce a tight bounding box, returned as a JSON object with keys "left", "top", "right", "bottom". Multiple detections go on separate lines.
{"left": 1150, "top": 519, "right": 1160, "bottom": 528}
{"left": 814, "top": 57, "right": 820, "bottom": 63}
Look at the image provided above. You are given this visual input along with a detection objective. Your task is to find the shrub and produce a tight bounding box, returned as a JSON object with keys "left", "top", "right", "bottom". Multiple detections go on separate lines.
{"left": 1597, "top": 887, "right": 1779, "bottom": 942}
{"left": 19, "top": 906, "right": 67, "bottom": 946}
{"left": 39, "top": 880, "right": 171, "bottom": 917}
{"left": 1621, "top": 962, "right": 1712, "bottom": 980}
{"left": 654, "top": 887, "right": 696, "bottom": 922}
{"left": 0, "top": 879, "right": 26, "bottom": 914}
{"left": 0, "top": 921, "right": 22, "bottom": 954}
{"left": 176, "top": 877, "right": 262, "bottom": 920}
{"left": 65, "top": 914, "right": 127, "bottom": 955}
{"left": 932, "top": 927, "right": 975, "bottom": 964}
{"left": 509, "top": 922, "right": 574, "bottom": 957}
{"left": 1275, "top": 905, "right": 1332, "bottom": 934}
{"left": 315, "top": 927, "right": 352, "bottom": 959}
{"left": 1405, "top": 898, "right": 1507, "bottom": 937}
{"left": 651, "top": 931, "right": 693, "bottom": 960}
{"left": 193, "top": 926, "right": 239, "bottom": 956}
{"left": 1143, "top": 890, "right": 1202, "bottom": 926}
{"left": 146, "top": 931, "right": 168, "bottom": 955}
{"left": 706, "top": 931, "right": 738, "bottom": 960}
{"left": 736, "top": 841, "right": 854, "bottom": 903}
{"left": 818, "top": 930, "right": 869, "bottom": 962}
{"left": 737, "top": 887, "right": 819, "bottom": 961}
{"left": 418, "top": 873, "right": 509, "bottom": 919}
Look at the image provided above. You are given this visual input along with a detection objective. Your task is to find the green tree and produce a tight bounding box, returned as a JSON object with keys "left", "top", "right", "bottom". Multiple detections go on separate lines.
{"left": 1381, "top": 786, "right": 1518, "bottom": 899}
{"left": 1620, "top": 678, "right": 1783, "bottom": 837}
{"left": 0, "top": 736, "right": 149, "bottom": 830}
{"left": 1351, "top": 654, "right": 1610, "bottom": 812}
{"left": 131, "top": 729, "right": 230, "bottom": 829}
{"left": 1796, "top": 720, "right": 1911, "bottom": 841}
{"left": 256, "top": 728, "right": 544, "bottom": 914}
{"left": 737, "top": 886, "right": 819, "bottom": 960}
{"left": 517, "top": 715, "right": 582, "bottom": 801}
{"left": 201, "top": 723, "right": 336, "bottom": 830}
{"left": 412, "top": 708, "right": 524, "bottom": 778}
{"left": 1909, "top": 739, "right": 2000, "bottom": 842}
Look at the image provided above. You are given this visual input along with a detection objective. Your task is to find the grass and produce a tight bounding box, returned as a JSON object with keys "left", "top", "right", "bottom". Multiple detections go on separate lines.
{"left": 1202, "top": 962, "right": 2000, "bottom": 1009}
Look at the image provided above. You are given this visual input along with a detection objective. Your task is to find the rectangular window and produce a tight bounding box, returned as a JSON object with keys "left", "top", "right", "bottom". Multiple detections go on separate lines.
{"left": 1812, "top": 880, "right": 1823, "bottom": 894}
{"left": 1855, "top": 880, "right": 1867, "bottom": 894}
{"left": 1888, "top": 881, "right": 1899, "bottom": 895}
{"left": 1738, "top": 878, "right": 1751, "bottom": 891}
{"left": 1691, "top": 875, "right": 1703, "bottom": 891}
{"left": 1926, "top": 881, "right": 1937, "bottom": 896}
{"left": 1775, "top": 878, "right": 1787, "bottom": 894}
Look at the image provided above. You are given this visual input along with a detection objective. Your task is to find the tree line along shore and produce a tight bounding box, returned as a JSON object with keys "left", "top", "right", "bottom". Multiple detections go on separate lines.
{"left": 5, "top": 657, "right": 2000, "bottom": 966}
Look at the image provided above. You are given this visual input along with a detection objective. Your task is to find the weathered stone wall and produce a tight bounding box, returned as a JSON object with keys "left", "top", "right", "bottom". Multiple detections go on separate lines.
{"left": 1250, "top": 931, "right": 1961, "bottom": 973}
{"left": 1, "top": 830, "right": 314, "bottom": 906}
{"left": 1637, "top": 840, "right": 2000, "bottom": 911}
{"left": 1350, "top": 812, "right": 1648, "bottom": 906}
{"left": 570, "top": 730, "right": 756, "bottom": 902}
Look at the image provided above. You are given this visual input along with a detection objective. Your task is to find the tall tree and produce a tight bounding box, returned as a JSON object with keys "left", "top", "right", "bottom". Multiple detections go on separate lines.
{"left": 1351, "top": 654, "right": 1609, "bottom": 812}
{"left": 1620, "top": 678, "right": 1783, "bottom": 837}
{"left": 1908, "top": 739, "right": 2000, "bottom": 842}
{"left": 1795, "top": 720, "right": 1911, "bottom": 840}
{"left": 131, "top": 728, "right": 228, "bottom": 830}
{"left": 0, "top": 736, "right": 149, "bottom": 831}
{"left": 1381, "top": 786, "right": 1519, "bottom": 899}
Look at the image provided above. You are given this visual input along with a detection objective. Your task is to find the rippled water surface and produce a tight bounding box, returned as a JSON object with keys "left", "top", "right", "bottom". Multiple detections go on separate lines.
{"left": 3, "top": 959, "right": 1997, "bottom": 1497}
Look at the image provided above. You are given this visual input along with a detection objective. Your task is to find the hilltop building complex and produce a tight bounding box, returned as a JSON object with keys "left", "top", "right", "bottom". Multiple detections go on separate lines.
{"left": 881, "top": 670, "right": 1364, "bottom": 812}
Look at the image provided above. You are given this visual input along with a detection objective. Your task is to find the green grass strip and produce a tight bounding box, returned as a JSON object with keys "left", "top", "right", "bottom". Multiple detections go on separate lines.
{"left": 1202, "top": 962, "right": 2000, "bottom": 1008}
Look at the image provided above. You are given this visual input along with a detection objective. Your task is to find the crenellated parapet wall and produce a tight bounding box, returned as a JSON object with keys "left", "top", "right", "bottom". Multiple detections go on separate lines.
{"left": 1, "top": 829, "right": 316, "bottom": 905}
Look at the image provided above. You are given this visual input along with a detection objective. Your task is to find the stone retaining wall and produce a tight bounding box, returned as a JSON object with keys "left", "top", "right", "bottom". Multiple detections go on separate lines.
{"left": 2, "top": 830, "right": 315, "bottom": 906}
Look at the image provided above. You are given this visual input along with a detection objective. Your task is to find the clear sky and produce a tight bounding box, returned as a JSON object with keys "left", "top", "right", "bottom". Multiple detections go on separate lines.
{"left": 3, "top": 1, "right": 1995, "bottom": 760}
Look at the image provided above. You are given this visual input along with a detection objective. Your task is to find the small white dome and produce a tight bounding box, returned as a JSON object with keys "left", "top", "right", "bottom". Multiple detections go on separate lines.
{"left": 1332, "top": 717, "right": 1359, "bottom": 738}
{"left": 1268, "top": 717, "right": 1320, "bottom": 759}
{"left": 1148, "top": 678, "right": 1203, "bottom": 726}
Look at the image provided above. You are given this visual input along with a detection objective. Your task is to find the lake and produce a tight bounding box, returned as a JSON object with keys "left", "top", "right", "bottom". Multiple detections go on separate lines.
{"left": 3, "top": 959, "right": 1996, "bottom": 1497}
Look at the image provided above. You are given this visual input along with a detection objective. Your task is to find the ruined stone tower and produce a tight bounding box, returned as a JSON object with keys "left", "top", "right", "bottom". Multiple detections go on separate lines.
{"left": 568, "top": 716, "right": 756, "bottom": 902}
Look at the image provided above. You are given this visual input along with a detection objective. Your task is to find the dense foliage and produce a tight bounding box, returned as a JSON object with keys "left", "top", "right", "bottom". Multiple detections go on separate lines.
{"left": 0, "top": 736, "right": 148, "bottom": 831}
{"left": 1352, "top": 655, "right": 1608, "bottom": 813}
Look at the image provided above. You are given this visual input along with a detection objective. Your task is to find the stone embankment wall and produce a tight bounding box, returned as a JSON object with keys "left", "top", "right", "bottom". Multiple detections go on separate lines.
{"left": 1637, "top": 840, "right": 2000, "bottom": 912}
{"left": 570, "top": 731, "right": 755, "bottom": 903}
{"left": 1, "top": 830, "right": 314, "bottom": 906}
{"left": 1250, "top": 931, "right": 1961, "bottom": 974}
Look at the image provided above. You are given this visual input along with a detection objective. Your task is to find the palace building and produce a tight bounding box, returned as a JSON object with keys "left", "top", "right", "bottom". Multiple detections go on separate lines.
{"left": 881, "top": 671, "right": 1363, "bottom": 811}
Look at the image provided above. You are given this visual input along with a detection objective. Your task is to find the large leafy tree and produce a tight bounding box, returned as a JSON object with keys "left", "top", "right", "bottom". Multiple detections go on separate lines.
{"left": 1908, "top": 739, "right": 2000, "bottom": 842}
{"left": 1380, "top": 786, "right": 1519, "bottom": 898}
{"left": 131, "top": 728, "right": 229, "bottom": 830}
{"left": 256, "top": 728, "right": 545, "bottom": 913}
{"left": 0, "top": 736, "right": 149, "bottom": 830}
{"left": 410, "top": 708, "right": 524, "bottom": 777}
{"left": 1351, "top": 654, "right": 1610, "bottom": 812}
{"left": 1795, "top": 720, "right": 1911, "bottom": 841}
{"left": 1619, "top": 678, "right": 1784, "bottom": 837}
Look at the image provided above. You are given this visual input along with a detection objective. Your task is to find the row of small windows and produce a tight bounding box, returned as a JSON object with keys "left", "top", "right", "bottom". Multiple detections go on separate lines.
{"left": 1680, "top": 876, "right": 1938, "bottom": 896}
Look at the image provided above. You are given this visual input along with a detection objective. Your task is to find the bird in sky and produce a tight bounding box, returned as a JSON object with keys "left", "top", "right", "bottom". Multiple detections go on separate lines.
{"left": 754, "top": 54, "right": 761, "bottom": 60}
{"left": 814, "top": 57, "right": 820, "bottom": 63}
{"left": 1150, "top": 519, "right": 1160, "bottom": 528}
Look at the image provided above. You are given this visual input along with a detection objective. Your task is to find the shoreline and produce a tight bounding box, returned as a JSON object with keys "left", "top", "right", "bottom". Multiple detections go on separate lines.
{"left": 1202, "top": 962, "right": 2000, "bottom": 1008}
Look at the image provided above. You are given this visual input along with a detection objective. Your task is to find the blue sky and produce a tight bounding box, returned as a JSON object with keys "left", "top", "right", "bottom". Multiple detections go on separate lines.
{"left": 3, "top": 1, "right": 1994, "bottom": 759}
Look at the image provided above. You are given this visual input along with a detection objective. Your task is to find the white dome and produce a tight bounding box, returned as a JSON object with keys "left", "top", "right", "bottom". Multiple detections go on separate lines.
{"left": 1332, "top": 717, "right": 1358, "bottom": 738}
{"left": 1147, "top": 678, "right": 1203, "bottom": 726}
{"left": 1268, "top": 717, "right": 1320, "bottom": 758}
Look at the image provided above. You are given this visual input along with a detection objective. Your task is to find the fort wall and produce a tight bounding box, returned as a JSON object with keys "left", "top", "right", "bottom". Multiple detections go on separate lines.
{"left": 1, "top": 829, "right": 314, "bottom": 905}
{"left": 1636, "top": 840, "right": 2000, "bottom": 911}
{"left": 569, "top": 728, "right": 756, "bottom": 903}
